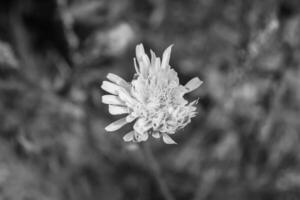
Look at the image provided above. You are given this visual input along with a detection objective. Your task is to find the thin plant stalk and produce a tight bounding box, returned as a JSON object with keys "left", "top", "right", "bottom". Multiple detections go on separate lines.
{"left": 140, "top": 142, "right": 175, "bottom": 200}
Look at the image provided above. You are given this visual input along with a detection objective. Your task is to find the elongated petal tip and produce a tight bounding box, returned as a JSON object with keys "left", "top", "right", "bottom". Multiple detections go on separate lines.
{"left": 185, "top": 77, "right": 203, "bottom": 93}
{"left": 167, "top": 44, "right": 174, "bottom": 50}
{"left": 136, "top": 44, "right": 145, "bottom": 58}
{"left": 108, "top": 105, "right": 129, "bottom": 115}
{"left": 104, "top": 126, "right": 112, "bottom": 132}
{"left": 161, "top": 44, "right": 173, "bottom": 69}
{"left": 133, "top": 58, "right": 139, "bottom": 73}
{"left": 135, "top": 44, "right": 150, "bottom": 77}
{"left": 150, "top": 49, "right": 156, "bottom": 56}
{"left": 102, "top": 95, "right": 124, "bottom": 105}
{"left": 162, "top": 134, "right": 177, "bottom": 144}
{"left": 105, "top": 117, "right": 128, "bottom": 132}
{"left": 101, "top": 81, "right": 120, "bottom": 95}
{"left": 106, "top": 73, "right": 129, "bottom": 88}
{"left": 123, "top": 131, "right": 134, "bottom": 142}
{"left": 106, "top": 73, "right": 117, "bottom": 80}
{"left": 126, "top": 114, "right": 137, "bottom": 123}
{"left": 150, "top": 49, "right": 156, "bottom": 65}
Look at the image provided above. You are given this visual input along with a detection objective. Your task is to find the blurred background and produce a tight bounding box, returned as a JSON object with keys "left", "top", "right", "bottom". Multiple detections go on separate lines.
{"left": 0, "top": 0, "right": 300, "bottom": 199}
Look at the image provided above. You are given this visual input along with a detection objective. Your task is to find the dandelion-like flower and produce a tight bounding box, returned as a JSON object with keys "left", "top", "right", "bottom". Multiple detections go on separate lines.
{"left": 101, "top": 44, "right": 202, "bottom": 144}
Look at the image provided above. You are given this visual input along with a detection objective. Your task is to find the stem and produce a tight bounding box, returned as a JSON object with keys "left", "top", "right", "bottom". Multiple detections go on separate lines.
{"left": 141, "top": 142, "right": 175, "bottom": 200}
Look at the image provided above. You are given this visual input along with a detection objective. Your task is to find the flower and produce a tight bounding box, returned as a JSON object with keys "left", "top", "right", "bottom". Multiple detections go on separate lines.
{"left": 101, "top": 44, "right": 202, "bottom": 144}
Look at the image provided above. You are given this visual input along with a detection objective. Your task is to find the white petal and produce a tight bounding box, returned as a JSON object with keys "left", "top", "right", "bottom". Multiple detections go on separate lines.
{"left": 107, "top": 73, "right": 130, "bottom": 88}
{"left": 138, "top": 60, "right": 148, "bottom": 77}
{"left": 135, "top": 132, "right": 149, "bottom": 142}
{"left": 133, "top": 119, "right": 142, "bottom": 133}
{"left": 144, "top": 121, "right": 152, "bottom": 131}
{"left": 150, "top": 50, "right": 156, "bottom": 67}
{"left": 185, "top": 77, "right": 203, "bottom": 93}
{"left": 140, "top": 133, "right": 149, "bottom": 141}
{"left": 136, "top": 44, "right": 150, "bottom": 64}
{"left": 101, "top": 81, "right": 120, "bottom": 95}
{"left": 190, "top": 112, "right": 197, "bottom": 117}
{"left": 155, "top": 57, "right": 161, "bottom": 70}
{"left": 126, "top": 114, "right": 137, "bottom": 123}
{"left": 136, "top": 44, "right": 150, "bottom": 77}
{"left": 108, "top": 105, "right": 129, "bottom": 115}
{"left": 189, "top": 99, "right": 198, "bottom": 105}
{"left": 189, "top": 106, "right": 197, "bottom": 112}
{"left": 118, "top": 88, "right": 136, "bottom": 106}
{"left": 162, "top": 134, "right": 177, "bottom": 144}
{"left": 152, "top": 132, "right": 160, "bottom": 139}
{"left": 105, "top": 117, "right": 128, "bottom": 132}
{"left": 136, "top": 44, "right": 145, "bottom": 60}
{"left": 134, "top": 58, "right": 139, "bottom": 73}
{"left": 142, "top": 54, "right": 150, "bottom": 67}
{"left": 102, "top": 95, "right": 124, "bottom": 105}
{"left": 135, "top": 118, "right": 152, "bottom": 134}
{"left": 123, "top": 131, "right": 134, "bottom": 142}
{"left": 161, "top": 44, "right": 173, "bottom": 69}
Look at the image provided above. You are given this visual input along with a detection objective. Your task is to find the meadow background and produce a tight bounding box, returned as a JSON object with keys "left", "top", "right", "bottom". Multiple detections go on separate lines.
{"left": 0, "top": 0, "right": 300, "bottom": 199}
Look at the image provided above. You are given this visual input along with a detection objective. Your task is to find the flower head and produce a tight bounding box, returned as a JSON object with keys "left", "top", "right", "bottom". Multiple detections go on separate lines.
{"left": 101, "top": 44, "right": 202, "bottom": 144}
